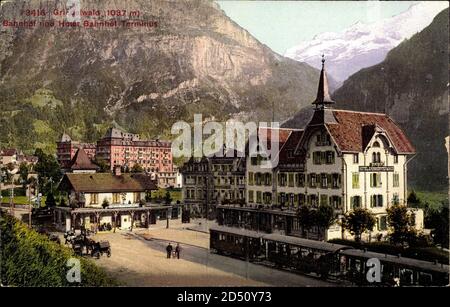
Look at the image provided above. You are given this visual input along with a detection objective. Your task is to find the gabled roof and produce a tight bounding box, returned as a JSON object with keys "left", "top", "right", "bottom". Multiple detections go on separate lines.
{"left": 60, "top": 173, "right": 157, "bottom": 193}
{"left": 70, "top": 149, "right": 100, "bottom": 171}
{"left": 252, "top": 127, "right": 293, "bottom": 152}
{"left": 277, "top": 130, "right": 305, "bottom": 165}
{"left": 326, "top": 110, "right": 415, "bottom": 154}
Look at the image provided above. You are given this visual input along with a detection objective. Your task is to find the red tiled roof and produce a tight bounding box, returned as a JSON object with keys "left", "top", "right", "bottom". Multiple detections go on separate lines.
{"left": 326, "top": 110, "right": 415, "bottom": 154}
{"left": 244, "top": 127, "right": 293, "bottom": 155}
{"left": 257, "top": 127, "right": 293, "bottom": 151}
{"left": 278, "top": 130, "right": 304, "bottom": 165}
{"left": 1, "top": 148, "right": 18, "bottom": 156}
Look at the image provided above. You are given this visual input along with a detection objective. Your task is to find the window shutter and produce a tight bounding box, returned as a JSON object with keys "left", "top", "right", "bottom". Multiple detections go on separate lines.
{"left": 370, "top": 174, "right": 374, "bottom": 187}
{"left": 327, "top": 174, "right": 332, "bottom": 188}
{"left": 350, "top": 196, "right": 354, "bottom": 209}
{"left": 377, "top": 173, "right": 382, "bottom": 187}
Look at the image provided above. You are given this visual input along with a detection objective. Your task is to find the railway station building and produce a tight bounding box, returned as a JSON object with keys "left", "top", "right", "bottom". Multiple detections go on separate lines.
{"left": 55, "top": 167, "right": 181, "bottom": 232}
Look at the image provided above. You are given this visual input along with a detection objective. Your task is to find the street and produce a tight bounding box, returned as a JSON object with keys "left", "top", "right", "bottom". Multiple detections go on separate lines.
{"left": 91, "top": 228, "right": 335, "bottom": 287}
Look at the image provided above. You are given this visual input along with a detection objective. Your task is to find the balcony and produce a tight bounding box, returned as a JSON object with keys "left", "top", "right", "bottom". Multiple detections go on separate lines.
{"left": 370, "top": 162, "right": 385, "bottom": 167}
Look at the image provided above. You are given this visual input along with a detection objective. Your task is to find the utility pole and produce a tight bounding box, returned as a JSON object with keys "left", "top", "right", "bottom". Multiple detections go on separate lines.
{"left": 0, "top": 171, "right": 4, "bottom": 208}
{"left": 9, "top": 186, "right": 14, "bottom": 216}
{"left": 28, "top": 183, "right": 32, "bottom": 227}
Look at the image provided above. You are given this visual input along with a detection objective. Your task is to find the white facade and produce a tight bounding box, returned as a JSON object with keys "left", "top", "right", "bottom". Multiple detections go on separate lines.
{"left": 71, "top": 191, "right": 145, "bottom": 208}
{"left": 245, "top": 126, "right": 420, "bottom": 240}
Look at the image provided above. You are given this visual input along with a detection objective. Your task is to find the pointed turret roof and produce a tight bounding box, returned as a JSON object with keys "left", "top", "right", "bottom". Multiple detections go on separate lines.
{"left": 312, "top": 55, "right": 335, "bottom": 109}
{"left": 70, "top": 149, "right": 100, "bottom": 171}
{"left": 61, "top": 133, "right": 72, "bottom": 142}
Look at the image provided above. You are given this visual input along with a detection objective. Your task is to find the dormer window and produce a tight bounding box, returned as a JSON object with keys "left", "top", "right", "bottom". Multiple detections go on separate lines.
{"left": 316, "top": 133, "right": 331, "bottom": 146}
{"left": 287, "top": 150, "right": 294, "bottom": 158}
{"left": 393, "top": 154, "right": 398, "bottom": 164}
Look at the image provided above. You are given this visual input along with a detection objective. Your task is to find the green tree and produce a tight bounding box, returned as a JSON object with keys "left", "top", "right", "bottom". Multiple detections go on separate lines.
{"left": 18, "top": 162, "right": 29, "bottom": 189}
{"left": 426, "top": 207, "right": 449, "bottom": 248}
{"left": 164, "top": 191, "right": 172, "bottom": 205}
{"left": 45, "top": 192, "right": 56, "bottom": 208}
{"left": 34, "top": 149, "right": 62, "bottom": 194}
{"left": 0, "top": 166, "right": 13, "bottom": 185}
{"left": 407, "top": 190, "right": 421, "bottom": 208}
{"left": 131, "top": 163, "right": 144, "bottom": 173}
{"left": 297, "top": 205, "right": 315, "bottom": 238}
{"left": 387, "top": 204, "right": 417, "bottom": 246}
{"left": 94, "top": 158, "right": 110, "bottom": 173}
{"left": 342, "top": 208, "right": 376, "bottom": 242}
{"left": 316, "top": 204, "right": 336, "bottom": 240}
{"left": 0, "top": 214, "right": 117, "bottom": 286}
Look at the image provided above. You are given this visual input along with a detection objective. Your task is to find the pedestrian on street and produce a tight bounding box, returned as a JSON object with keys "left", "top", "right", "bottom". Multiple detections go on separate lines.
{"left": 175, "top": 243, "right": 182, "bottom": 259}
{"left": 166, "top": 243, "right": 173, "bottom": 259}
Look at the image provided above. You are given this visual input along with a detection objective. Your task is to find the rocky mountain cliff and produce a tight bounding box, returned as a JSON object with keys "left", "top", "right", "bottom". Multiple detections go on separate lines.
{"left": 0, "top": 0, "right": 320, "bottom": 153}
{"left": 332, "top": 9, "right": 449, "bottom": 191}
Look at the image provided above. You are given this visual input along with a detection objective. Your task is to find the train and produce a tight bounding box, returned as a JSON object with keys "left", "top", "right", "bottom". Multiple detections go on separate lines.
{"left": 210, "top": 226, "right": 449, "bottom": 286}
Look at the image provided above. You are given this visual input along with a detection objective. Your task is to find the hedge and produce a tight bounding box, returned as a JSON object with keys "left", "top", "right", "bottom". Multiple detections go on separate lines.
{"left": 0, "top": 212, "right": 118, "bottom": 286}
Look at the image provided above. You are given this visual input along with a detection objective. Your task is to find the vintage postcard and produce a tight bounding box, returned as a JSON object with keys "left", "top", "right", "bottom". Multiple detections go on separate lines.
{"left": 0, "top": 0, "right": 448, "bottom": 295}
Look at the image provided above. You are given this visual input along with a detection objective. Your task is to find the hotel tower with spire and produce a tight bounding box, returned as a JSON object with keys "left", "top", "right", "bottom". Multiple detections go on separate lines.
{"left": 217, "top": 56, "right": 423, "bottom": 241}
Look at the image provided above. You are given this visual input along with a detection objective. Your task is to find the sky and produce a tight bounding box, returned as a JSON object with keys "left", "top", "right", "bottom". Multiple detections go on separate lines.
{"left": 216, "top": 1, "right": 424, "bottom": 55}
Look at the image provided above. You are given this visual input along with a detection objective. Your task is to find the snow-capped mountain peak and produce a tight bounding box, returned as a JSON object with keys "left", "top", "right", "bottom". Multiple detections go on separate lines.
{"left": 284, "top": 1, "right": 449, "bottom": 83}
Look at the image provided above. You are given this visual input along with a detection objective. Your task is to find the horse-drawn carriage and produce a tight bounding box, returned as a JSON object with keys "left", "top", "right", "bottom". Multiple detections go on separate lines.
{"left": 90, "top": 240, "right": 111, "bottom": 259}
{"left": 64, "top": 230, "right": 111, "bottom": 258}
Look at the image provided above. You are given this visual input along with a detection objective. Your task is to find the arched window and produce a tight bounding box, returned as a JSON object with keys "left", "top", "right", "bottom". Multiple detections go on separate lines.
{"left": 372, "top": 152, "right": 381, "bottom": 163}
{"left": 373, "top": 141, "right": 380, "bottom": 148}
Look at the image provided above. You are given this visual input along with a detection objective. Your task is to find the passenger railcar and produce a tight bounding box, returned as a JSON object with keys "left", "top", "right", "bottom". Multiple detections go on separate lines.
{"left": 261, "top": 233, "right": 349, "bottom": 278}
{"left": 339, "top": 249, "right": 449, "bottom": 286}
{"left": 210, "top": 226, "right": 264, "bottom": 261}
{"left": 209, "top": 226, "right": 450, "bottom": 286}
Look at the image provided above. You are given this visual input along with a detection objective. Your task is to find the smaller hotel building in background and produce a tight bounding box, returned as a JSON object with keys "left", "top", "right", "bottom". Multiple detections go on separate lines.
{"left": 56, "top": 128, "right": 180, "bottom": 188}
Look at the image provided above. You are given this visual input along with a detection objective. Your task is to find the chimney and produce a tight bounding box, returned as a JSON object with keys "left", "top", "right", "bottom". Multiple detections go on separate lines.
{"left": 114, "top": 166, "right": 122, "bottom": 176}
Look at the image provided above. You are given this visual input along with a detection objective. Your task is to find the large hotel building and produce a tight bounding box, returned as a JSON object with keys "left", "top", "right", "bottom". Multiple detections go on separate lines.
{"left": 183, "top": 57, "right": 423, "bottom": 241}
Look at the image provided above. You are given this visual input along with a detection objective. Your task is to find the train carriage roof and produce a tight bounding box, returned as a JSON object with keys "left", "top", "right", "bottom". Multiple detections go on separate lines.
{"left": 340, "top": 249, "right": 449, "bottom": 274}
{"left": 262, "top": 233, "right": 348, "bottom": 252}
{"left": 209, "top": 226, "right": 264, "bottom": 239}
